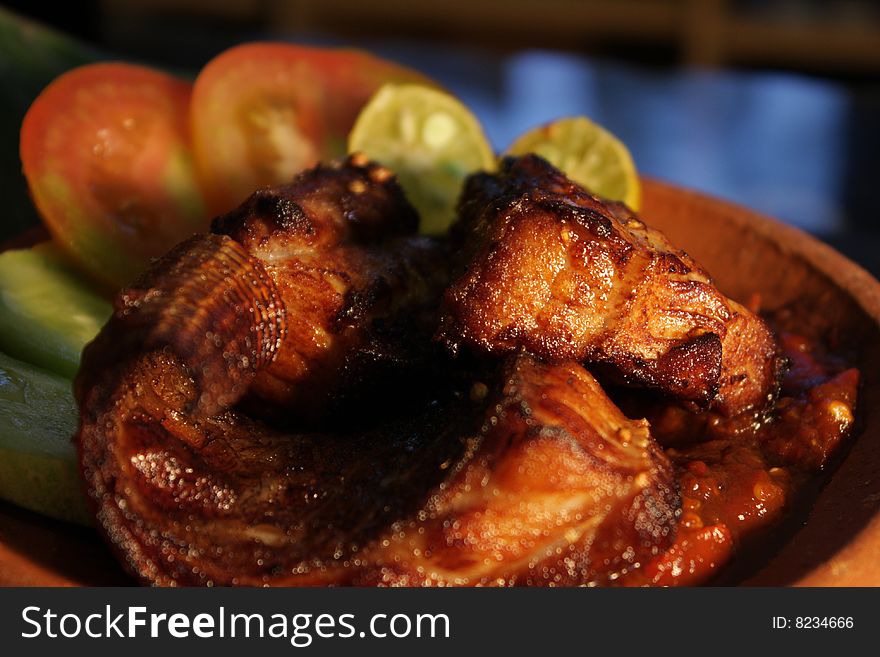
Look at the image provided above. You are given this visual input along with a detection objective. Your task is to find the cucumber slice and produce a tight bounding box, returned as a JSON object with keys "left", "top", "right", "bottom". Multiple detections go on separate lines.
{"left": 0, "top": 350, "right": 90, "bottom": 526}
{"left": 0, "top": 243, "right": 111, "bottom": 378}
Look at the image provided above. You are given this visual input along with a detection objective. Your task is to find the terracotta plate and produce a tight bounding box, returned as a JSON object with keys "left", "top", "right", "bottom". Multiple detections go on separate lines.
{"left": 2, "top": 178, "right": 879, "bottom": 586}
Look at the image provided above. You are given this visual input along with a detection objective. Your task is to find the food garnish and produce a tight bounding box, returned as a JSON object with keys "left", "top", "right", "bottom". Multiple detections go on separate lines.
{"left": 348, "top": 83, "right": 495, "bottom": 234}
{"left": 20, "top": 63, "right": 206, "bottom": 288}
{"left": 191, "top": 43, "right": 434, "bottom": 215}
{"left": 0, "top": 351, "right": 89, "bottom": 525}
{"left": 0, "top": 243, "right": 110, "bottom": 378}
{"left": 505, "top": 115, "right": 641, "bottom": 210}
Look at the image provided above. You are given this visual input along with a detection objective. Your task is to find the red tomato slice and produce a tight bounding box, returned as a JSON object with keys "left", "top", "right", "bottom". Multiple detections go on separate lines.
{"left": 20, "top": 63, "right": 208, "bottom": 289}
{"left": 190, "top": 42, "right": 434, "bottom": 214}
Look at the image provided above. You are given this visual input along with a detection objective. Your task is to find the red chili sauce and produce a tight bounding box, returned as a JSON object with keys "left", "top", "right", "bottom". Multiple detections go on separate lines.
{"left": 617, "top": 331, "right": 859, "bottom": 586}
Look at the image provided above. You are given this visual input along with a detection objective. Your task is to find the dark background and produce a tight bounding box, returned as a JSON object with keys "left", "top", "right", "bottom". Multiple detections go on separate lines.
{"left": 5, "top": 0, "right": 880, "bottom": 273}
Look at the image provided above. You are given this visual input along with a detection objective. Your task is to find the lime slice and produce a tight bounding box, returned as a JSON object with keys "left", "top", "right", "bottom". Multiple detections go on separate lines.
{"left": 0, "top": 243, "right": 111, "bottom": 378}
{"left": 0, "top": 351, "right": 91, "bottom": 525}
{"left": 348, "top": 83, "right": 496, "bottom": 235}
{"left": 505, "top": 116, "right": 641, "bottom": 210}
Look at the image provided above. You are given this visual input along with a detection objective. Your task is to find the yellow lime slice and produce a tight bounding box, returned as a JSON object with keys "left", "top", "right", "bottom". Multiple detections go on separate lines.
{"left": 505, "top": 116, "right": 641, "bottom": 210}
{"left": 348, "top": 83, "right": 496, "bottom": 235}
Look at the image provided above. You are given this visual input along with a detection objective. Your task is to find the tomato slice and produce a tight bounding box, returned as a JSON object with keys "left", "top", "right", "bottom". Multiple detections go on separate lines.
{"left": 20, "top": 63, "right": 208, "bottom": 289}
{"left": 190, "top": 42, "right": 434, "bottom": 214}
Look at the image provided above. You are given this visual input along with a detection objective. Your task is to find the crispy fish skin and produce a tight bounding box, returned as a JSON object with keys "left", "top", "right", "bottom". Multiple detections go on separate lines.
{"left": 438, "top": 154, "right": 782, "bottom": 416}
{"left": 360, "top": 354, "right": 679, "bottom": 587}
{"left": 212, "top": 153, "right": 450, "bottom": 418}
{"left": 77, "top": 351, "right": 677, "bottom": 586}
{"left": 75, "top": 233, "right": 285, "bottom": 418}
{"left": 79, "top": 155, "right": 448, "bottom": 424}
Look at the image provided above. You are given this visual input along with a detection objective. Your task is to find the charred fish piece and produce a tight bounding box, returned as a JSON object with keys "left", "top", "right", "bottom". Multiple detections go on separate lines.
{"left": 438, "top": 154, "right": 783, "bottom": 416}
{"left": 79, "top": 155, "right": 450, "bottom": 425}
{"left": 210, "top": 153, "right": 451, "bottom": 421}
{"left": 78, "top": 342, "right": 677, "bottom": 586}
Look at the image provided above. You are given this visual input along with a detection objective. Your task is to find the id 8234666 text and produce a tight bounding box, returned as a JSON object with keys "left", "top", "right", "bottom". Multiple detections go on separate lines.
{"left": 772, "top": 617, "right": 854, "bottom": 629}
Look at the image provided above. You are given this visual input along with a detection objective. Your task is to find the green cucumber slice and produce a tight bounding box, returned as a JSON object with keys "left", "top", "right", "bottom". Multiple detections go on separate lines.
{"left": 0, "top": 243, "right": 111, "bottom": 378}
{"left": 0, "top": 350, "right": 90, "bottom": 525}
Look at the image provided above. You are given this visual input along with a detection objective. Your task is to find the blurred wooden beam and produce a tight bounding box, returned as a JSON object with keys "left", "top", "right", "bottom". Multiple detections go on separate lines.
{"left": 98, "top": 0, "right": 880, "bottom": 74}
{"left": 682, "top": 0, "right": 725, "bottom": 68}
{"left": 725, "top": 17, "right": 880, "bottom": 73}
{"left": 270, "top": 0, "right": 682, "bottom": 44}
{"left": 101, "top": 0, "right": 270, "bottom": 20}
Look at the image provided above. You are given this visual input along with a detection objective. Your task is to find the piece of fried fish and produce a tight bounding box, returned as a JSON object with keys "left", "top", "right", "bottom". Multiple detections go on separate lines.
{"left": 438, "top": 155, "right": 784, "bottom": 417}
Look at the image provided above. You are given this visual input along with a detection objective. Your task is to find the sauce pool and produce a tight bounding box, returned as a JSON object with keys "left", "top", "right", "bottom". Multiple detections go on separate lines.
{"left": 616, "top": 331, "right": 859, "bottom": 586}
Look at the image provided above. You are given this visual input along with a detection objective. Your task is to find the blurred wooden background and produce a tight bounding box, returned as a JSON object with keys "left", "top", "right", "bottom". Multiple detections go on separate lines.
{"left": 95, "top": 0, "right": 880, "bottom": 75}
